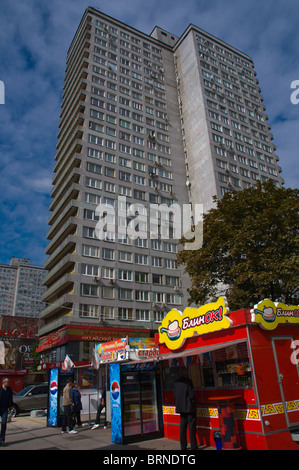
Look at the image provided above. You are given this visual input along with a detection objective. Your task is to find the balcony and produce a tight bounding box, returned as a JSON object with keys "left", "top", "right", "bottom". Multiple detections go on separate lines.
{"left": 43, "top": 253, "right": 76, "bottom": 286}
{"left": 42, "top": 273, "right": 75, "bottom": 303}
{"left": 39, "top": 293, "right": 73, "bottom": 321}
{"left": 48, "top": 183, "right": 80, "bottom": 226}
{"left": 44, "top": 234, "right": 76, "bottom": 270}
{"left": 49, "top": 169, "right": 81, "bottom": 212}
{"left": 45, "top": 217, "right": 77, "bottom": 255}
{"left": 47, "top": 200, "right": 79, "bottom": 240}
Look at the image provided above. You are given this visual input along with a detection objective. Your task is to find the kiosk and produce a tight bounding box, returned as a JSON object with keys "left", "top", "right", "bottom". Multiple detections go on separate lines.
{"left": 95, "top": 337, "right": 163, "bottom": 445}
{"left": 157, "top": 297, "right": 299, "bottom": 450}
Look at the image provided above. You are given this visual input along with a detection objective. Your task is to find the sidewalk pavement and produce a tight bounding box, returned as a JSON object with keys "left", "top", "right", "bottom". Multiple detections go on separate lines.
{"left": 1, "top": 414, "right": 216, "bottom": 451}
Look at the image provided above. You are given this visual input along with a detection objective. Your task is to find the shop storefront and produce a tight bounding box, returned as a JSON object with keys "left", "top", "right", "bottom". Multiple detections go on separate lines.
{"left": 42, "top": 325, "right": 152, "bottom": 427}
{"left": 157, "top": 297, "right": 299, "bottom": 450}
{"left": 0, "top": 316, "right": 40, "bottom": 392}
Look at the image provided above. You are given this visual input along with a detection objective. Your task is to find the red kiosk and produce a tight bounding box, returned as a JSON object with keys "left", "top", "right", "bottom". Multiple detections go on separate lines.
{"left": 157, "top": 297, "right": 299, "bottom": 450}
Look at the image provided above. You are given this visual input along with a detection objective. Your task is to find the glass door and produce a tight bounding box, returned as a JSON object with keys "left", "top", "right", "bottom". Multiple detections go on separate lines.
{"left": 121, "top": 368, "right": 162, "bottom": 442}
{"left": 140, "top": 371, "right": 160, "bottom": 434}
{"left": 122, "top": 372, "right": 142, "bottom": 437}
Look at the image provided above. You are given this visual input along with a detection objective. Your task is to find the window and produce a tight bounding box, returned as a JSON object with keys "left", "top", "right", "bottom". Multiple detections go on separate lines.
{"left": 82, "top": 245, "right": 100, "bottom": 258}
{"left": 136, "top": 309, "right": 150, "bottom": 321}
{"left": 135, "top": 272, "right": 148, "bottom": 283}
{"left": 102, "top": 248, "right": 114, "bottom": 260}
{"left": 81, "top": 284, "right": 98, "bottom": 297}
{"left": 152, "top": 256, "right": 163, "bottom": 268}
{"left": 118, "top": 269, "right": 133, "bottom": 281}
{"left": 135, "top": 254, "right": 148, "bottom": 265}
{"left": 119, "top": 251, "right": 132, "bottom": 263}
{"left": 153, "top": 274, "right": 163, "bottom": 285}
{"left": 118, "top": 308, "right": 133, "bottom": 320}
{"left": 86, "top": 177, "right": 102, "bottom": 190}
{"left": 135, "top": 290, "right": 149, "bottom": 302}
{"left": 102, "top": 286, "right": 114, "bottom": 299}
{"left": 102, "top": 267, "right": 114, "bottom": 279}
{"left": 166, "top": 293, "right": 181, "bottom": 305}
{"left": 80, "top": 304, "right": 99, "bottom": 318}
{"left": 87, "top": 162, "right": 102, "bottom": 174}
{"left": 81, "top": 264, "right": 99, "bottom": 277}
{"left": 119, "top": 289, "right": 133, "bottom": 301}
{"left": 102, "top": 306, "right": 114, "bottom": 320}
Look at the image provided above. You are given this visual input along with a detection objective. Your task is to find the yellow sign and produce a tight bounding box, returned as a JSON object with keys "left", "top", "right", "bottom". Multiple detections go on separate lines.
{"left": 252, "top": 299, "right": 299, "bottom": 330}
{"left": 158, "top": 297, "right": 232, "bottom": 351}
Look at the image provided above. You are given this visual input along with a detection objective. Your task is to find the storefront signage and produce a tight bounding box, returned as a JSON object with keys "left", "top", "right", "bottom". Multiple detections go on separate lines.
{"left": 95, "top": 338, "right": 128, "bottom": 364}
{"left": 159, "top": 297, "right": 232, "bottom": 351}
{"left": 96, "top": 338, "right": 127, "bottom": 355}
{"left": 100, "top": 350, "right": 128, "bottom": 363}
{"left": 252, "top": 299, "right": 299, "bottom": 330}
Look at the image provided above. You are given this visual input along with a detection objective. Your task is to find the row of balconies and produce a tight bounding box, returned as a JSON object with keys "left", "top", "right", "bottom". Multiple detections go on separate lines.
{"left": 39, "top": 293, "right": 73, "bottom": 320}
{"left": 52, "top": 146, "right": 83, "bottom": 191}
{"left": 56, "top": 109, "right": 85, "bottom": 154}
{"left": 45, "top": 217, "right": 77, "bottom": 255}
{"left": 63, "top": 48, "right": 89, "bottom": 106}
{"left": 47, "top": 200, "right": 79, "bottom": 240}
{"left": 48, "top": 182, "right": 81, "bottom": 226}
{"left": 43, "top": 253, "right": 76, "bottom": 287}
{"left": 50, "top": 167, "right": 81, "bottom": 212}
{"left": 66, "top": 12, "right": 92, "bottom": 58}
{"left": 44, "top": 234, "right": 76, "bottom": 271}
{"left": 42, "top": 273, "right": 75, "bottom": 303}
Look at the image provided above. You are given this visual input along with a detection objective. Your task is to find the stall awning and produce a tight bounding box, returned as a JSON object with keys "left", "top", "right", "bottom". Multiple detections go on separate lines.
{"left": 158, "top": 339, "right": 247, "bottom": 362}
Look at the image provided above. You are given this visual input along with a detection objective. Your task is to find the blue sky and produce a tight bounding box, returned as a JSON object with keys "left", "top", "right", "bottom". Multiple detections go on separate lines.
{"left": 0, "top": 0, "right": 298, "bottom": 266}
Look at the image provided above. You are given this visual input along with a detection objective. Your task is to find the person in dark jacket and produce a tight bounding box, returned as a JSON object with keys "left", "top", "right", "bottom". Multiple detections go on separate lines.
{"left": 174, "top": 367, "right": 198, "bottom": 450}
{"left": 0, "top": 377, "right": 13, "bottom": 445}
{"left": 92, "top": 392, "right": 107, "bottom": 429}
{"left": 71, "top": 381, "right": 82, "bottom": 427}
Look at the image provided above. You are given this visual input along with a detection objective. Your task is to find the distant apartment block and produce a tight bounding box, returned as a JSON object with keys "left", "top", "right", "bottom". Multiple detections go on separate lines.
{"left": 0, "top": 257, "right": 46, "bottom": 318}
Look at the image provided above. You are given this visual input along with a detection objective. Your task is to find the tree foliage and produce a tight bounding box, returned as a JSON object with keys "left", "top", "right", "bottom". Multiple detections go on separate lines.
{"left": 178, "top": 181, "right": 299, "bottom": 310}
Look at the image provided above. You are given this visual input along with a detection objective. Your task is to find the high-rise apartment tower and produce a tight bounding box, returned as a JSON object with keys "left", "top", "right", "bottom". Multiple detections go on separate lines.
{"left": 40, "top": 8, "right": 283, "bottom": 356}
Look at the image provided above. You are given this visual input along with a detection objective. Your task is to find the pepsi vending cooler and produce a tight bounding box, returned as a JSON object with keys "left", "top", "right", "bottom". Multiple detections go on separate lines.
{"left": 48, "top": 368, "right": 74, "bottom": 427}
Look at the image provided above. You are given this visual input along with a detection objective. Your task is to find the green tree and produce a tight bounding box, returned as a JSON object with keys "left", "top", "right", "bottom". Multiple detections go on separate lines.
{"left": 29, "top": 339, "right": 42, "bottom": 372}
{"left": 178, "top": 181, "right": 299, "bottom": 310}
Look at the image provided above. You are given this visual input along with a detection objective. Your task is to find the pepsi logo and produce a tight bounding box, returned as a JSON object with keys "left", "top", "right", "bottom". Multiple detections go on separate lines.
{"left": 50, "top": 381, "right": 58, "bottom": 396}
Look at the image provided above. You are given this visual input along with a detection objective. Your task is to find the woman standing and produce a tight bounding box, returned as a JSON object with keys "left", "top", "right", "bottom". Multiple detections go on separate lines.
{"left": 71, "top": 381, "right": 82, "bottom": 427}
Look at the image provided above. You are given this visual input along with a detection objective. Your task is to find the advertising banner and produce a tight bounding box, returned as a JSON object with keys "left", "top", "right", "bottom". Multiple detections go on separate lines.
{"left": 159, "top": 297, "right": 232, "bottom": 351}
{"left": 48, "top": 368, "right": 58, "bottom": 427}
{"left": 110, "top": 363, "right": 122, "bottom": 444}
{"left": 252, "top": 299, "right": 299, "bottom": 330}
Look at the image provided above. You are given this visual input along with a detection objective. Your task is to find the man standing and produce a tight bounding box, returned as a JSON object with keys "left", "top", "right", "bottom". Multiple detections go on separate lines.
{"left": 174, "top": 367, "right": 198, "bottom": 450}
{"left": 61, "top": 377, "right": 77, "bottom": 434}
{"left": 0, "top": 378, "right": 13, "bottom": 445}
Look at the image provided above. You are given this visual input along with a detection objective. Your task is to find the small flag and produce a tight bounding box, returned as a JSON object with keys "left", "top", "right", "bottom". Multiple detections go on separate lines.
{"left": 62, "top": 354, "right": 74, "bottom": 371}
{"left": 92, "top": 349, "right": 100, "bottom": 369}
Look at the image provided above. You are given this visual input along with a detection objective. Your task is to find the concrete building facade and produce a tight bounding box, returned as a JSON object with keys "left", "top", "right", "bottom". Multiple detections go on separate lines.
{"left": 39, "top": 8, "right": 283, "bottom": 354}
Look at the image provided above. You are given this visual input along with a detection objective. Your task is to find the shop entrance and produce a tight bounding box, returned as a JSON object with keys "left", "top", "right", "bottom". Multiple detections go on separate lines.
{"left": 121, "top": 369, "right": 163, "bottom": 443}
{"left": 272, "top": 337, "right": 299, "bottom": 428}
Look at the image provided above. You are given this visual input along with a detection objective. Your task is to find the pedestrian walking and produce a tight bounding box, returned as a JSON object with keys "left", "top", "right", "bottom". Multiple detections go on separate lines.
{"left": 0, "top": 377, "right": 13, "bottom": 446}
{"left": 71, "top": 381, "right": 82, "bottom": 427}
{"left": 61, "top": 377, "right": 77, "bottom": 434}
{"left": 92, "top": 393, "right": 107, "bottom": 429}
{"left": 174, "top": 367, "right": 198, "bottom": 450}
